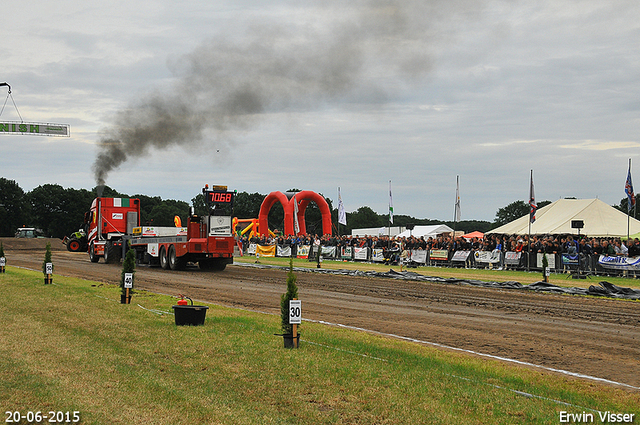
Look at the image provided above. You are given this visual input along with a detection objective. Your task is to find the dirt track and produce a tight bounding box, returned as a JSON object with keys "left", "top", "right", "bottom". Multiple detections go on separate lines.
{"left": 4, "top": 238, "right": 639, "bottom": 389}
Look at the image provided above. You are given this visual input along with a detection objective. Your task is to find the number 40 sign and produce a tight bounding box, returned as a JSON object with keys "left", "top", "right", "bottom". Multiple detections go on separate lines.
{"left": 289, "top": 300, "right": 301, "bottom": 325}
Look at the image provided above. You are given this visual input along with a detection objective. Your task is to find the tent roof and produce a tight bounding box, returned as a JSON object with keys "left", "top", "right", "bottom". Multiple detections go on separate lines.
{"left": 462, "top": 231, "right": 484, "bottom": 239}
{"left": 487, "top": 198, "right": 640, "bottom": 237}
{"left": 396, "top": 224, "right": 454, "bottom": 239}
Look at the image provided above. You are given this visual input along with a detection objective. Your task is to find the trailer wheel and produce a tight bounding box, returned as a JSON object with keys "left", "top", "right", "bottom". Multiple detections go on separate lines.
{"left": 168, "top": 245, "right": 186, "bottom": 271}
{"left": 89, "top": 242, "right": 100, "bottom": 263}
{"left": 160, "top": 246, "right": 169, "bottom": 270}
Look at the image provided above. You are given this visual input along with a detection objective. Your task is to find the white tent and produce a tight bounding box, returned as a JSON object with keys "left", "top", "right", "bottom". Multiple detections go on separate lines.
{"left": 395, "top": 224, "right": 454, "bottom": 239}
{"left": 487, "top": 198, "right": 640, "bottom": 237}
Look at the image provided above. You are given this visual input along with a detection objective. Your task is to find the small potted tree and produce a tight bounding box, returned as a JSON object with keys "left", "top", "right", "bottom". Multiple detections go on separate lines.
{"left": 42, "top": 242, "right": 53, "bottom": 284}
{"left": 0, "top": 242, "right": 6, "bottom": 273}
{"left": 279, "top": 257, "right": 300, "bottom": 348}
{"left": 542, "top": 253, "right": 549, "bottom": 283}
{"left": 120, "top": 247, "right": 135, "bottom": 304}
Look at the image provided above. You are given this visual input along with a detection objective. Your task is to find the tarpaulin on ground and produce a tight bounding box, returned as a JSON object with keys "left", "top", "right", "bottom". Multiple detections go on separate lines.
{"left": 236, "top": 263, "right": 640, "bottom": 300}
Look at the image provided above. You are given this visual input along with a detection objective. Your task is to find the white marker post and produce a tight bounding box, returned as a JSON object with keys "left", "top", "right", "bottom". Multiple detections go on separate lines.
{"left": 124, "top": 273, "right": 133, "bottom": 304}
{"left": 289, "top": 299, "right": 301, "bottom": 348}
{"left": 45, "top": 262, "right": 53, "bottom": 284}
{"left": 0, "top": 257, "right": 5, "bottom": 273}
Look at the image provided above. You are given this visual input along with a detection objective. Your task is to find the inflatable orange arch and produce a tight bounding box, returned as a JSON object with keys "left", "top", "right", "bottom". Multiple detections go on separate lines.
{"left": 258, "top": 190, "right": 332, "bottom": 236}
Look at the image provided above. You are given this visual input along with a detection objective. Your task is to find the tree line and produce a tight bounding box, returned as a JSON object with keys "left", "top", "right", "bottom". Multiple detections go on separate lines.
{"left": 1, "top": 177, "right": 634, "bottom": 239}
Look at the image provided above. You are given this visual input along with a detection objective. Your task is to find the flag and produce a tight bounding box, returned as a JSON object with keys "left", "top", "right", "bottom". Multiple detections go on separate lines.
{"left": 337, "top": 187, "right": 347, "bottom": 226}
{"left": 454, "top": 175, "right": 461, "bottom": 223}
{"left": 293, "top": 194, "right": 300, "bottom": 234}
{"left": 529, "top": 170, "right": 537, "bottom": 224}
{"left": 625, "top": 159, "right": 635, "bottom": 212}
{"left": 388, "top": 180, "right": 393, "bottom": 224}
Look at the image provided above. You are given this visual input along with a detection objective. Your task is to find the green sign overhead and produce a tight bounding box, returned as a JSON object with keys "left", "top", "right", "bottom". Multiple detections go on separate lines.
{"left": 0, "top": 121, "right": 70, "bottom": 137}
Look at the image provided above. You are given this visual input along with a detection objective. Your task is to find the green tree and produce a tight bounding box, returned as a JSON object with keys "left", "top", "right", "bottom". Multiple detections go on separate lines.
{"left": 234, "top": 192, "right": 266, "bottom": 219}
{"left": 493, "top": 200, "right": 551, "bottom": 227}
{"left": 346, "top": 206, "right": 383, "bottom": 231}
{"left": 280, "top": 257, "right": 299, "bottom": 335}
{"left": 0, "top": 178, "right": 30, "bottom": 236}
{"left": 614, "top": 198, "right": 639, "bottom": 220}
{"left": 27, "top": 184, "right": 95, "bottom": 238}
{"left": 146, "top": 200, "right": 190, "bottom": 227}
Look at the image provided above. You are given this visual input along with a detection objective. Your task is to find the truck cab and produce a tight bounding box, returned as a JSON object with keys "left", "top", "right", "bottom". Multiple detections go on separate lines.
{"left": 87, "top": 197, "right": 141, "bottom": 263}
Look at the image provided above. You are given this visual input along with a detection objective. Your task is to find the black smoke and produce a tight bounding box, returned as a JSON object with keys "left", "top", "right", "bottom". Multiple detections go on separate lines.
{"left": 93, "top": 0, "right": 483, "bottom": 185}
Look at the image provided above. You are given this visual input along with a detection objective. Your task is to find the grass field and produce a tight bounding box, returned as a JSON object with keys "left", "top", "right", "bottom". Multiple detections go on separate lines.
{"left": 236, "top": 255, "right": 640, "bottom": 290}
{"left": 1, "top": 267, "right": 638, "bottom": 424}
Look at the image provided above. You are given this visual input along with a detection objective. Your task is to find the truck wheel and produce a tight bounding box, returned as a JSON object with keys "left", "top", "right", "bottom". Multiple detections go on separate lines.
{"left": 89, "top": 242, "right": 99, "bottom": 263}
{"left": 104, "top": 242, "right": 117, "bottom": 264}
{"left": 160, "top": 246, "right": 169, "bottom": 270}
{"left": 199, "top": 258, "right": 226, "bottom": 271}
{"left": 168, "top": 245, "right": 186, "bottom": 271}
{"left": 212, "top": 259, "right": 227, "bottom": 271}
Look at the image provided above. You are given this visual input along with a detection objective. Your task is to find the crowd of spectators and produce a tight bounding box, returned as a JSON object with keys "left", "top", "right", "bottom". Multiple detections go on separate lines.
{"left": 242, "top": 232, "right": 640, "bottom": 258}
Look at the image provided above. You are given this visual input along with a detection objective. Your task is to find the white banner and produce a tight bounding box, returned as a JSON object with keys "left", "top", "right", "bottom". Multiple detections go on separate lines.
{"left": 321, "top": 246, "right": 336, "bottom": 258}
{"left": 354, "top": 247, "right": 369, "bottom": 260}
{"left": 598, "top": 255, "right": 640, "bottom": 270}
{"left": 297, "top": 245, "right": 310, "bottom": 258}
{"left": 277, "top": 245, "right": 292, "bottom": 257}
{"left": 537, "top": 253, "right": 556, "bottom": 269}
{"left": 341, "top": 246, "right": 353, "bottom": 259}
{"left": 504, "top": 252, "right": 521, "bottom": 265}
{"left": 372, "top": 248, "right": 385, "bottom": 262}
{"left": 474, "top": 250, "right": 501, "bottom": 264}
{"left": 451, "top": 251, "right": 470, "bottom": 262}
{"left": 409, "top": 250, "right": 427, "bottom": 264}
{"left": 247, "top": 243, "right": 257, "bottom": 255}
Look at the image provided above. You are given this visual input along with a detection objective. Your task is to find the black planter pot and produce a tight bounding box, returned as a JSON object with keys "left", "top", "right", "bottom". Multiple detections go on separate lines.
{"left": 120, "top": 294, "right": 132, "bottom": 304}
{"left": 44, "top": 277, "right": 53, "bottom": 285}
{"left": 172, "top": 305, "right": 209, "bottom": 326}
{"left": 277, "top": 333, "right": 300, "bottom": 349}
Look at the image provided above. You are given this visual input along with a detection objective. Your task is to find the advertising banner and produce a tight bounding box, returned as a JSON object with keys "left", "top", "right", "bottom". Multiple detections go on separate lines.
{"left": 475, "top": 250, "right": 501, "bottom": 264}
{"left": 598, "top": 255, "right": 640, "bottom": 270}
{"left": 0, "top": 121, "right": 70, "bottom": 137}
{"left": 341, "top": 246, "right": 353, "bottom": 260}
{"left": 321, "top": 246, "right": 336, "bottom": 258}
{"left": 537, "top": 253, "right": 556, "bottom": 269}
{"left": 409, "top": 250, "right": 427, "bottom": 264}
{"left": 277, "top": 245, "right": 292, "bottom": 257}
{"left": 296, "top": 245, "right": 310, "bottom": 259}
{"left": 354, "top": 247, "right": 369, "bottom": 261}
{"left": 451, "top": 251, "right": 470, "bottom": 262}
{"left": 256, "top": 245, "right": 276, "bottom": 257}
{"left": 372, "top": 248, "right": 385, "bottom": 262}
{"left": 561, "top": 254, "right": 579, "bottom": 265}
{"left": 430, "top": 249, "right": 449, "bottom": 261}
{"left": 505, "top": 252, "right": 522, "bottom": 266}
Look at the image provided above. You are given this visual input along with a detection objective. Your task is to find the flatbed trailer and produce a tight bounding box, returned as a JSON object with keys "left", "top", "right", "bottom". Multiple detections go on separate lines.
{"left": 125, "top": 186, "right": 236, "bottom": 271}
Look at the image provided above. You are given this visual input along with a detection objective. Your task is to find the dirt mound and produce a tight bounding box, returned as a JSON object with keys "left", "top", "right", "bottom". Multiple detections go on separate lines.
{"left": 0, "top": 237, "right": 66, "bottom": 252}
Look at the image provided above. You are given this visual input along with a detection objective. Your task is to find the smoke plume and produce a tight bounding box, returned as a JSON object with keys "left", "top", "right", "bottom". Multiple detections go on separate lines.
{"left": 93, "top": 0, "right": 483, "bottom": 185}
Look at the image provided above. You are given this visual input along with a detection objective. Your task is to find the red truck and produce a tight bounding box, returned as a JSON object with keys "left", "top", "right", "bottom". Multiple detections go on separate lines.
{"left": 85, "top": 185, "right": 235, "bottom": 270}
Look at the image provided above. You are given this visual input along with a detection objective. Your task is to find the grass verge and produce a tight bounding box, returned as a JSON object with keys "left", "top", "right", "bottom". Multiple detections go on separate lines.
{"left": 1, "top": 267, "right": 638, "bottom": 424}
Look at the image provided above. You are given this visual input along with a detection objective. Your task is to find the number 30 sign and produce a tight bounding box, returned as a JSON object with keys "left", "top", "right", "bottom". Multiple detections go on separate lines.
{"left": 289, "top": 300, "right": 301, "bottom": 325}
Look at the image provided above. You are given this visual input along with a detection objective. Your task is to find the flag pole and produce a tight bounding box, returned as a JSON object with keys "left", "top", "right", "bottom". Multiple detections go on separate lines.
{"left": 388, "top": 180, "right": 392, "bottom": 249}
{"left": 628, "top": 159, "right": 632, "bottom": 241}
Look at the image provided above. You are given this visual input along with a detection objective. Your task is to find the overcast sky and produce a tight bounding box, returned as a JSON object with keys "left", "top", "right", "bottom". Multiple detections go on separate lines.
{"left": 2, "top": 0, "right": 639, "bottom": 222}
